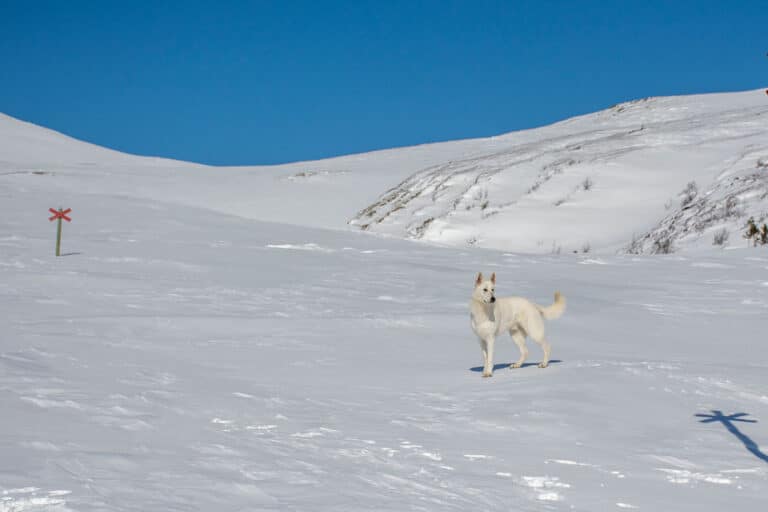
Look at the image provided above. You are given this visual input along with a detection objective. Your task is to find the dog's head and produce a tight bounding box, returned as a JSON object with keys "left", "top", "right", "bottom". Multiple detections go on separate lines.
{"left": 472, "top": 272, "right": 496, "bottom": 304}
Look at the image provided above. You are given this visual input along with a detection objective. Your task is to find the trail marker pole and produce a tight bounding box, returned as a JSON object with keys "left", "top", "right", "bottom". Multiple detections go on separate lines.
{"left": 48, "top": 207, "right": 72, "bottom": 256}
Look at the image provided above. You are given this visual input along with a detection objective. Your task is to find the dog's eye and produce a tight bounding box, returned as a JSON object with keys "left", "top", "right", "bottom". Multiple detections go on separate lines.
{"left": 483, "top": 288, "right": 487, "bottom": 292}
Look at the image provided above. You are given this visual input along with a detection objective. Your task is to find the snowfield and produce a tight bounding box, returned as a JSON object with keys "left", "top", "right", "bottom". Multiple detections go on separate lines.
{"left": 350, "top": 90, "right": 768, "bottom": 254}
{"left": 1, "top": 90, "right": 767, "bottom": 511}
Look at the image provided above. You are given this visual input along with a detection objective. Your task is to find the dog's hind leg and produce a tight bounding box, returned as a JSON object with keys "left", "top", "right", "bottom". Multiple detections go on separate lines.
{"left": 509, "top": 329, "right": 528, "bottom": 369}
{"left": 531, "top": 335, "right": 551, "bottom": 368}
{"left": 526, "top": 314, "right": 551, "bottom": 368}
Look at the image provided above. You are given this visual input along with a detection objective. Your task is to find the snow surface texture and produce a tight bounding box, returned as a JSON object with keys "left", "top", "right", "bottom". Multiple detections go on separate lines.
{"left": 1, "top": 90, "right": 768, "bottom": 510}
{"left": 350, "top": 90, "right": 768, "bottom": 254}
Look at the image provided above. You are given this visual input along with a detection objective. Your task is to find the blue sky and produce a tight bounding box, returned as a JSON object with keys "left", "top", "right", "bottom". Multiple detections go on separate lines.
{"left": 1, "top": 1, "right": 765, "bottom": 165}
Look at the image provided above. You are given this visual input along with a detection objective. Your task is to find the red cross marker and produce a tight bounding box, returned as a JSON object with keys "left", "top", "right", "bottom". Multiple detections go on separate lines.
{"left": 49, "top": 208, "right": 72, "bottom": 222}
{"left": 48, "top": 207, "right": 72, "bottom": 256}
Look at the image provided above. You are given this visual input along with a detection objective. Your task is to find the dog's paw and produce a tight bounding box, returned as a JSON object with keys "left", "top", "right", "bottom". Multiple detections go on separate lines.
{"left": 510, "top": 362, "right": 522, "bottom": 369}
{"left": 482, "top": 372, "right": 493, "bottom": 378}
{"left": 538, "top": 362, "right": 549, "bottom": 368}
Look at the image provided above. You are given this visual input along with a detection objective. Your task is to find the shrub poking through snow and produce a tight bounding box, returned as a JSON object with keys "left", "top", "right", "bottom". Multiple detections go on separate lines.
{"left": 652, "top": 234, "right": 674, "bottom": 254}
{"left": 581, "top": 177, "right": 594, "bottom": 191}
{"left": 713, "top": 228, "right": 729, "bottom": 246}
{"left": 723, "top": 196, "right": 741, "bottom": 219}
{"left": 744, "top": 217, "right": 759, "bottom": 246}
{"left": 742, "top": 218, "right": 767, "bottom": 246}
{"left": 626, "top": 233, "right": 643, "bottom": 254}
{"left": 472, "top": 188, "right": 489, "bottom": 210}
{"left": 680, "top": 181, "right": 698, "bottom": 208}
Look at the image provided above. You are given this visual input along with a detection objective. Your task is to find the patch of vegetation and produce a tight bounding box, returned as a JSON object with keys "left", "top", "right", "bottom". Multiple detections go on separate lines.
{"left": 652, "top": 236, "right": 674, "bottom": 254}
{"left": 712, "top": 228, "right": 729, "bottom": 246}
{"left": 412, "top": 217, "right": 435, "bottom": 238}
{"left": 626, "top": 233, "right": 644, "bottom": 255}
{"left": 744, "top": 217, "right": 768, "bottom": 247}
{"left": 680, "top": 181, "right": 698, "bottom": 208}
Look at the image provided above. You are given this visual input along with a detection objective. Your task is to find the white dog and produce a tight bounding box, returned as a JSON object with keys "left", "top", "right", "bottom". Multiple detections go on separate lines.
{"left": 470, "top": 272, "right": 565, "bottom": 378}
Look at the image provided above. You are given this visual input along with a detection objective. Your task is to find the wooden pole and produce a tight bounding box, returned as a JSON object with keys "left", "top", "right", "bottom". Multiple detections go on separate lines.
{"left": 48, "top": 207, "right": 71, "bottom": 256}
{"left": 55, "top": 213, "right": 63, "bottom": 256}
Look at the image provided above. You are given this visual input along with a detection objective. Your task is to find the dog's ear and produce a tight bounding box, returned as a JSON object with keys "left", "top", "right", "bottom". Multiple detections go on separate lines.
{"left": 490, "top": 272, "right": 496, "bottom": 284}
{"left": 475, "top": 272, "right": 483, "bottom": 286}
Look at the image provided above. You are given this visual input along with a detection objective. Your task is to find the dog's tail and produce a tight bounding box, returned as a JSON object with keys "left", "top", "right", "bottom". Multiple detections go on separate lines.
{"left": 537, "top": 291, "right": 566, "bottom": 320}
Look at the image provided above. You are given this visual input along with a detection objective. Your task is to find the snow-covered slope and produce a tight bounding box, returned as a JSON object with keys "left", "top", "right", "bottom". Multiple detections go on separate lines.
{"left": 0, "top": 112, "right": 192, "bottom": 168}
{"left": 0, "top": 111, "right": 508, "bottom": 230}
{"left": 4, "top": 89, "right": 767, "bottom": 254}
{"left": 350, "top": 90, "right": 768, "bottom": 254}
{"left": 2, "top": 92, "right": 768, "bottom": 511}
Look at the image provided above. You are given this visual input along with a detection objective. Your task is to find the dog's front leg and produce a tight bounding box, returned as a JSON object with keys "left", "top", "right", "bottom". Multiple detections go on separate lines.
{"left": 479, "top": 338, "right": 488, "bottom": 372}
{"left": 482, "top": 336, "right": 495, "bottom": 378}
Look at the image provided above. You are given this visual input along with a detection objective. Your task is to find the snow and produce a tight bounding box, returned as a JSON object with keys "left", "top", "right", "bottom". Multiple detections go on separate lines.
{"left": 0, "top": 110, "right": 511, "bottom": 231}
{"left": 350, "top": 89, "right": 768, "bottom": 254}
{"left": 2, "top": 90, "right": 768, "bottom": 510}
{"left": 5, "top": 89, "right": 766, "bottom": 253}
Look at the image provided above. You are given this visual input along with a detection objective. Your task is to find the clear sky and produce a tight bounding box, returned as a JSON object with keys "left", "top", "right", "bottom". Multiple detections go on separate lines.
{"left": 1, "top": 0, "right": 765, "bottom": 165}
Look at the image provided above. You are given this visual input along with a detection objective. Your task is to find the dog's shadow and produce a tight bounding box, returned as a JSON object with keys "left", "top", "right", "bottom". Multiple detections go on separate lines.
{"left": 469, "top": 360, "right": 563, "bottom": 373}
